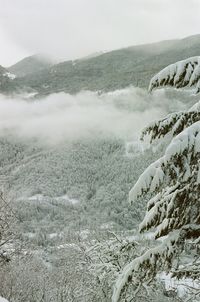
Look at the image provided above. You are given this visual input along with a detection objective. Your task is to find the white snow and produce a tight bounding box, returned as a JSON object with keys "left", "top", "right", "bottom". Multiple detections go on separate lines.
{"left": 0, "top": 297, "right": 9, "bottom": 302}
{"left": 49, "top": 233, "right": 58, "bottom": 239}
{"left": 165, "top": 121, "right": 200, "bottom": 162}
{"left": 21, "top": 194, "right": 80, "bottom": 205}
{"left": 149, "top": 56, "right": 200, "bottom": 93}
{"left": 129, "top": 121, "right": 200, "bottom": 204}
{"left": 80, "top": 229, "right": 90, "bottom": 240}
{"left": 28, "top": 194, "right": 44, "bottom": 202}
{"left": 3, "top": 72, "right": 16, "bottom": 80}
{"left": 55, "top": 194, "right": 79, "bottom": 205}
{"left": 188, "top": 100, "right": 200, "bottom": 112}
{"left": 24, "top": 232, "right": 36, "bottom": 238}
{"left": 159, "top": 272, "right": 200, "bottom": 299}
{"left": 112, "top": 231, "right": 180, "bottom": 302}
{"left": 21, "top": 91, "right": 38, "bottom": 99}
{"left": 197, "top": 165, "right": 200, "bottom": 184}
{"left": 129, "top": 158, "right": 164, "bottom": 204}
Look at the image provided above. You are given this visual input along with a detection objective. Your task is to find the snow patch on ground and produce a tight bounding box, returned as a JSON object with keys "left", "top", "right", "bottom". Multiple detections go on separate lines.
{"left": 21, "top": 92, "right": 38, "bottom": 99}
{"left": 3, "top": 72, "right": 16, "bottom": 80}
{"left": 55, "top": 194, "right": 79, "bottom": 205}
{"left": 49, "top": 233, "right": 58, "bottom": 239}
{"left": 159, "top": 272, "right": 200, "bottom": 299}
{"left": 0, "top": 296, "right": 9, "bottom": 302}
{"left": 20, "top": 194, "right": 80, "bottom": 205}
{"left": 57, "top": 243, "right": 79, "bottom": 250}
{"left": 80, "top": 229, "right": 90, "bottom": 240}
{"left": 28, "top": 194, "right": 44, "bottom": 201}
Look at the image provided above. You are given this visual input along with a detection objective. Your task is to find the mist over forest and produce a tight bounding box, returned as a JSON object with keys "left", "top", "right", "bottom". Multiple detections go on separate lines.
{"left": 1, "top": 1, "right": 200, "bottom": 300}
{"left": 0, "top": 88, "right": 178, "bottom": 142}
{"left": 0, "top": 81, "right": 198, "bottom": 301}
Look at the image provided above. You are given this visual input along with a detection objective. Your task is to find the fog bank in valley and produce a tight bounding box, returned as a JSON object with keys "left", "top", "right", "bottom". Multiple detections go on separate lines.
{"left": 0, "top": 87, "right": 186, "bottom": 145}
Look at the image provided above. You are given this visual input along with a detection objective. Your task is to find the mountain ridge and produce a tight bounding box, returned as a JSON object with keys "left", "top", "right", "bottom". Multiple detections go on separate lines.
{"left": 8, "top": 54, "right": 53, "bottom": 77}
{"left": 1, "top": 34, "right": 200, "bottom": 96}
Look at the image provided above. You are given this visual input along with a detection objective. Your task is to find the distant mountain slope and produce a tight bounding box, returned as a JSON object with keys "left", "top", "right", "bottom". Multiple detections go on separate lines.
{"left": 2, "top": 34, "right": 200, "bottom": 96}
{"left": 0, "top": 65, "right": 16, "bottom": 91}
{"left": 8, "top": 54, "right": 53, "bottom": 77}
{"left": 0, "top": 65, "right": 7, "bottom": 74}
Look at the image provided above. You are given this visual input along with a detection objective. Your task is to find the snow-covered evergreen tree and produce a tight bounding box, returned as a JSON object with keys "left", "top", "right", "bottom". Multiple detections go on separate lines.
{"left": 89, "top": 233, "right": 179, "bottom": 301}
{"left": 112, "top": 57, "right": 200, "bottom": 302}
{"left": 149, "top": 56, "right": 200, "bottom": 93}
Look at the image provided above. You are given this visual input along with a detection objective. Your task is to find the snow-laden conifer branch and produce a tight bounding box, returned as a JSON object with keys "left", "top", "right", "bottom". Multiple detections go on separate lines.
{"left": 112, "top": 229, "right": 184, "bottom": 302}
{"left": 141, "top": 100, "right": 200, "bottom": 144}
{"left": 130, "top": 122, "right": 200, "bottom": 237}
{"left": 113, "top": 120, "right": 200, "bottom": 302}
{"left": 131, "top": 121, "right": 200, "bottom": 202}
{"left": 149, "top": 56, "right": 200, "bottom": 93}
{"left": 172, "top": 261, "right": 200, "bottom": 279}
{"left": 113, "top": 57, "right": 200, "bottom": 302}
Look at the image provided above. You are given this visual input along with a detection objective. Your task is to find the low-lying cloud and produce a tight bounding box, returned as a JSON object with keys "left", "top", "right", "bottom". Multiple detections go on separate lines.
{"left": 0, "top": 87, "right": 187, "bottom": 145}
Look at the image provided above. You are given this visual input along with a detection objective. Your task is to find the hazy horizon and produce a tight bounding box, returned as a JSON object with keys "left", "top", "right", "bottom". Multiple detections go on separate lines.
{"left": 3, "top": 33, "right": 200, "bottom": 68}
{"left": 0, "top": 0, "right": 200, "bottom": 66}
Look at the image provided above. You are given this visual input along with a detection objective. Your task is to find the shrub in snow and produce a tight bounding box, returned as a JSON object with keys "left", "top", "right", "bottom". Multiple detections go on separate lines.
{"left": 112, "top": 57, "right": 200, "bottom": 302}
{"left": 89, "top": 233, "right": 177, "bottom": 301}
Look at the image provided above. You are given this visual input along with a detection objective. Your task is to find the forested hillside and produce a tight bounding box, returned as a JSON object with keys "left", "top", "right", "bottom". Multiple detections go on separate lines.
{"left": 8, "top": 54, "right": 53, "bottom": 77}
{"left": 1, "top": 34, "right": 200, "bottom": 96}
{"left": 1, "top": 35, "right": 200, "bottom": 302}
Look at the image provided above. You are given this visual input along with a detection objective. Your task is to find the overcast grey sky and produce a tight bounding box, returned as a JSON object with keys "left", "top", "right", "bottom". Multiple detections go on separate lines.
{"left": 0, "top": 0, "right": 200, "bottom": 66}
